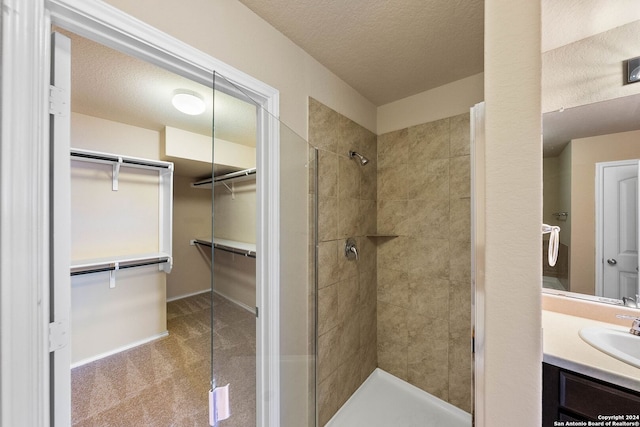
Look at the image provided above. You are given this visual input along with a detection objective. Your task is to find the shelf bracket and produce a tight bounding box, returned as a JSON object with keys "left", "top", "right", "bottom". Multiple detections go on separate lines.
{"left": 112, "top": 157, "right": 123, "bottom": 191}
{"left": 222, "top": 182, "right": 235, "bottom": 200}
{"left": 109, "top": 262, "right": 119, "bottom": 288}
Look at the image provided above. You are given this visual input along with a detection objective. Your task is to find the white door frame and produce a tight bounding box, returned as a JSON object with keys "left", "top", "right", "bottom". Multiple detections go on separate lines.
{"left": 1, "top": 0, "right": 281, "bottom": 425}
{"left": 595, "top": 159, "right": 639, "bottom": 299}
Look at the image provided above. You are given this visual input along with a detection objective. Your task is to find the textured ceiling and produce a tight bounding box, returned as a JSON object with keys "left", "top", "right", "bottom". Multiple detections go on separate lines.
{"left": 542, "top": 0, "right": 640, "bottom": 52}
{"left": 63, "top": 29, "right": 257, "bottom": 147}
{"left": 235, "top": 0, "right": 484, "bottom": 105}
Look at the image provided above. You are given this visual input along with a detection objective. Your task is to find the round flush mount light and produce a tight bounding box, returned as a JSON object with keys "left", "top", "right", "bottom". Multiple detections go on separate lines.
{"left": 172, "top": 90, "right": 206, "bottom": 115}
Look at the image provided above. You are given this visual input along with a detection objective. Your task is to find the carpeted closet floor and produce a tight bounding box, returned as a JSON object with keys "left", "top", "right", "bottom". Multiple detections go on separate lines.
{"left": 71, "top": 292, "right": 256, "bottom": 426}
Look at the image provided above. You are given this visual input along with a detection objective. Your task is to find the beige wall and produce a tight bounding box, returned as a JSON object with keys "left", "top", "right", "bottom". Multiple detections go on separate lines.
{"left": 70, "top": 112, "right": 167, "bottom": 363}
{"left": 482, "top": 1, "right": 541, "bottom": 425}
{"left": 310, "top": 98, "right": 378, "bottom": 425}
{"left": 168, "top": 174, "right": 211, "bottom": 300}
{"left": 569, "top": 129, "right": 640, "bottom": 295}
{"left": 376, "top": 113, "right": 471, "bottom": 412}
{"left": 542, "top": 20, "right": 640, "bottom": 114}
{"left": 377, "top": 73, "right": 484, "bottom": 134}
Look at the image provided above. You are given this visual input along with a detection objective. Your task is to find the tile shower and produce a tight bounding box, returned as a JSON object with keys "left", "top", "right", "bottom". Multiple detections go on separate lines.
{"left": 310, "top": 98, "right": 472, "bottom": 425}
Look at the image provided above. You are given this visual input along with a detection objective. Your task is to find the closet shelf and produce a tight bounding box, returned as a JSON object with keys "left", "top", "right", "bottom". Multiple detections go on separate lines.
{"left": 192, "top": 238, "right": 256, "bottom": 258}
{"left": 191, "top": 167, "right": 256, "bottom": 189}
{"left": 71, "top": 148, "right": 173, "bottom": 171}
{"left": 71, "top": 252, "right": 172, "bottom": 276}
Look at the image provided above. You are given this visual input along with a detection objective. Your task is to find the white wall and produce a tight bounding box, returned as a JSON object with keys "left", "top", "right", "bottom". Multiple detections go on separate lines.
{"left": 483, "top": 1, "right": 542, "bottom": 426}
{"left": 70, "top": 112, "right": 167, "bottom": 364}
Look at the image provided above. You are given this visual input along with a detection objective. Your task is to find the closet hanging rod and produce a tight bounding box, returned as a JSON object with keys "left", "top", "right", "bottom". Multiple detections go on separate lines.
{"left": 70, "top": 257, "right": 170, "bottom": 276}
{"left": 193, "top": 239, "right": 257, "bottom": 258}
{"left": 191, "top": 167, "right": 256, "bottom": 188}
{"left": 70, "top": 148, "right": 173, "bottom": 170}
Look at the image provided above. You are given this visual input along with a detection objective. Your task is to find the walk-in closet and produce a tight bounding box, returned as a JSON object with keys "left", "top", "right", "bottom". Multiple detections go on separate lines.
{"left": 64, "top": 29, "right": 259, "bottom": 426}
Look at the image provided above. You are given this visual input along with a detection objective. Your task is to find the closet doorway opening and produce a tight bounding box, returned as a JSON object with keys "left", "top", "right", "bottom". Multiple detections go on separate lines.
{"left": 60, "top": 28, "right": 260, "bottom": 425}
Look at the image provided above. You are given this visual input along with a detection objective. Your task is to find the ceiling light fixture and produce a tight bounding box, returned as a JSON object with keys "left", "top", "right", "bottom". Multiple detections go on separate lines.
{"left": 626, "top": 56, "right": 640, "bottom": 84}
{"left": 172, "top": 90, "right": 206, "bottom": 115}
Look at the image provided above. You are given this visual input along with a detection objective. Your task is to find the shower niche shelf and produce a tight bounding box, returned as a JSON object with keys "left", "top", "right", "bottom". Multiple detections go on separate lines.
{"left": 365, "top": 234, "right": 398, "bottom": 238}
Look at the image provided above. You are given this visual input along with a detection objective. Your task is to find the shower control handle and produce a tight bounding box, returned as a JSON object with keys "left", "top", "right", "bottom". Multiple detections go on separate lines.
{"left": 345, "top": 238, "right": 359, "bottom": 261}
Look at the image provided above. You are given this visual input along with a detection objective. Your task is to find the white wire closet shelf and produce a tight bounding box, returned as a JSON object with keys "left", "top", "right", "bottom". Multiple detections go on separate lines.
{"left": 192, "top": 237, "right": 256, "bottom": 258}
{"left": 191, "top": 167, "right": 256, "bottom": 189}
{"left": 69, "top": 148, "right": 174, "bottom": 278}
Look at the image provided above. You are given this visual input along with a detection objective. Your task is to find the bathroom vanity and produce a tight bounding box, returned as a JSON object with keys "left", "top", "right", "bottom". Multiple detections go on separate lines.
{"left": 542, "top": 310, "right": 640, "bottom": 425}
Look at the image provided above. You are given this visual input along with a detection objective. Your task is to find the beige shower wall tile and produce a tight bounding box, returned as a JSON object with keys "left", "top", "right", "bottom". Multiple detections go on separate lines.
{"left": 407, "top": 236, "right": 450, "bottom": 279}
{"left": 360, "top": 159, "right": 377, "bottom": 201}
{"left": 377, "top": 301, "right": 408, "bottom": 380}
{"left": 377, "top": 200, "right": 409, "bottom": 236}
{"left": 337, "top": 115, "right": 363, "bottom": 160}
{"left": 448, "top": 333, "right": 472, "bottom": 413}
{"left": 359, "top": 269, "right": 377, "bottom": 310}
{"left": 318, "top": 149, "right": 337, "bottom": 199}
{"left": 317, "top": 370, "right": 338, "bottom": 426}
{"left": 449, "top": 240, "right": 471, "bottom": 285}
{"left": 358, "top": 237, "right": 377, "bottom": 279}
{"left": 359, "top": 336, "right": 378, "bottom": 383}
{"left": 360, "top": 128, "right": 378, "bottom": 161}
{"left": 337, "top": 278, "right": 359, "bottom": 326}
{"left": 408, "top": 117, "right": 450, "bottom": 163}
{"left": 309, "top": 98, "right": 338, "bottom": 153}
{"left": 338, "top": 314, "right": 361, "bottom": 363}
{"left": 359, "top": 199, "right": 377, "bottom": 236}
{"left": 318, "top": 196, "right": 337, "bottom": 242}
{"left": 378, "top": 165, "right": 407, "bottom": 201}
{"left": 359, "top": 298, "right": 377, "bottom": 349}
{"left": 337, "top": 238, "right": 358, "bottom": 281}
{"left": 450, "top": 113, "right": 471, "bottom": 157}
{"left": 317, "top": 325, "right": 340, "bottom": 383}
{"left": 449, "top": 281, "right": 471, "bottom": 341}
{"left": 408, "top": 198, "right": 449, "bottom": 239}
{"left": 377, "top": 236, "right": 408, "bottom": 272}
{"left": 407, "top": 158, "right": 449, "bottom": 201}
{"left": 450, "top": 197, "right": 470, "bottom": 242}
{"left": 407, "top": 312, "right": 449, "bottom": 400}
{"left": 377, "top": 267, "right": 409, "bottom": 308}
{"left": 318, "top": 284, "right": 338, "bottom": 335}
{"left": 337, "top": 358, "right": 362, "bottom": 409}
{"left": 317, "top": 240, "right": 339, "bottom": 289}
{"left": 338, "top": 197, "right": 359, "bottom": 239}
{"left": 338, "top": 155, "right": 360, "bottom": 200}
{"left": 378, "top": 128, "right": 408, "bottom": 168}
{"left": 408, "top": 276, "right": 449, "bottom": 321}
{"left": 450, "top": 155, "right": 470, "bottom": 199}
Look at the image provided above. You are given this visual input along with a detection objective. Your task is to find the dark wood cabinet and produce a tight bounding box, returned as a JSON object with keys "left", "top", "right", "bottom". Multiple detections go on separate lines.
{"left": 543, "top": 362, "right": 640, "bottom": 426}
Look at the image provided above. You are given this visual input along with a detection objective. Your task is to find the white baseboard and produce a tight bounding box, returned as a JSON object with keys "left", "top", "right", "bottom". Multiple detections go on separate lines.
{"left": 71, "top": 330, "right": 169, "bottom": 369}
{"left": 166, "top": 288, "right": 210, "bottom": 302}
{"left": 167, "top": 288, "right": 255, "bottom": 315}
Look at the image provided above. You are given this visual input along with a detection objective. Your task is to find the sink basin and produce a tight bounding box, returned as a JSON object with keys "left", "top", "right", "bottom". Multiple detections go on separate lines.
{"left": 579, "top": 326, "right": 640, "bottom": 369}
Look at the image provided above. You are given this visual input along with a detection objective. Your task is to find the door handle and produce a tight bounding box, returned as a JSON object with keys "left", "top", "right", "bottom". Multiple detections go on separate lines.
{"left": 607, "top": 258, "right": 617, "bottom": 265}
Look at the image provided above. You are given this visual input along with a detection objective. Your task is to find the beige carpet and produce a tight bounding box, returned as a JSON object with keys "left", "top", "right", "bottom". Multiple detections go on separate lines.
{"left": 71, "top": 292, "right": 256, "bottom": 426}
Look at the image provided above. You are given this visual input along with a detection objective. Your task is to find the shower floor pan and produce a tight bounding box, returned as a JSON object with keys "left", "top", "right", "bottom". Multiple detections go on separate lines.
{"left": 325, "top": 368, "right": 471, "bottom": 427}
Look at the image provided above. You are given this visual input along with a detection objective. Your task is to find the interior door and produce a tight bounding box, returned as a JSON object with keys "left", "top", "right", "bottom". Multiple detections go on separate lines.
{"left": 600, "top": 160, "right": 639, "bottom": 299}
{"left": 50, "top": 31, "right": 72, "bottom": 426}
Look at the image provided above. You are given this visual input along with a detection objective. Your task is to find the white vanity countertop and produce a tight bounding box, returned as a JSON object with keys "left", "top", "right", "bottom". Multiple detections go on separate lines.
{"left": 542, "top": 310, "right": 640, "bottom": 392}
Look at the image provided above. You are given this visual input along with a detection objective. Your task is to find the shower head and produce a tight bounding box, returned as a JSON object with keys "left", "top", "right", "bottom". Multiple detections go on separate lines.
{"left": 349, "top": 151, "right": 369, "bottom": 166}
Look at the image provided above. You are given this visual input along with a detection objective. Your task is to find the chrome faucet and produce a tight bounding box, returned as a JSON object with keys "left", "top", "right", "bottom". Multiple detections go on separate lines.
{"left": 622, "top": 294, "right": 640, "bottom": 309}
{"left": 616, "top": 314, "right": 640, "bottom": 336}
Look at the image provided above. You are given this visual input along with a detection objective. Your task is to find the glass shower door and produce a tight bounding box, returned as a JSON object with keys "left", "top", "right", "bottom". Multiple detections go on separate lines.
{"left": 209, "top": 72, "right": 318, "bottom": 426}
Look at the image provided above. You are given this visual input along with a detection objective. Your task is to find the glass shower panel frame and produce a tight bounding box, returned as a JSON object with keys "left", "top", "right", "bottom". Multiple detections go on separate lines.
{"left": 211, "top": 72, "right": 318, "bottom": 427}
